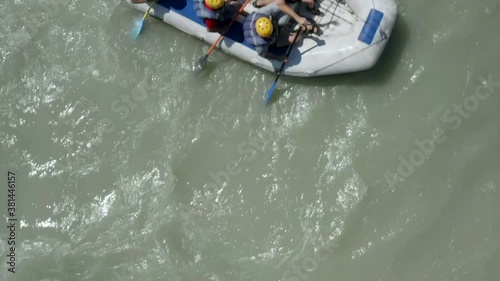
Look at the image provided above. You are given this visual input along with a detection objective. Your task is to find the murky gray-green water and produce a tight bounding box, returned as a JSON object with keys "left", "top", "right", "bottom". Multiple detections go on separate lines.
{"left": 1, "top": 0, "right": 500, "bottom": 280}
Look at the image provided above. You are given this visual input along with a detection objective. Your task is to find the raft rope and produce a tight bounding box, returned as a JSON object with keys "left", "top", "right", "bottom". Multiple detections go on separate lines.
{"left": 310, "top": 34, "right": 388, "bottom": 74}
{"left": 313, "top": 0, "right": 341, "bottom": 27}
{"left": 329, "top": 0, "right": 341, "bottom": 25}
{"left": 310, "top": 0, "right": 389, "bottom": 39}
{"left": 307, "top": 0, "right": 391, "bottom": 75}
{"left": 317, "top": 1, "right": 353, "bottom": 27}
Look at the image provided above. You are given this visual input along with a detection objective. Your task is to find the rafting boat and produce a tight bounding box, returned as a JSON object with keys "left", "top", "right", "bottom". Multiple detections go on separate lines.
{"left": 124, "top": 0, "right": 398, "bottom": 77}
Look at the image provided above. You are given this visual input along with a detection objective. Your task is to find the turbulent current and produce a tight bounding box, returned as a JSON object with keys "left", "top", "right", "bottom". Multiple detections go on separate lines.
{"left": 0, "top": 0, "right": 499, "bottom": 281}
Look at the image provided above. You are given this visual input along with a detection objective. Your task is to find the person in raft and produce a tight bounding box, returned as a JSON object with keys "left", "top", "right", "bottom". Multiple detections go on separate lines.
{"left": 253, "top": 0, "right": 322, "bottom": 15}
{"left": 243, "top": 2, "right": 321, "bottom": 62}
{"left": 194, "top": 0, "right": 243, "bottom": 33}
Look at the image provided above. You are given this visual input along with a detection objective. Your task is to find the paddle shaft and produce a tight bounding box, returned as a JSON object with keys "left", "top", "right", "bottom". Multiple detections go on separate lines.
{"left": 206, "top": 0, "right": 251, "bottom": 56}
{"left": 143, "top": 2, "right": 155, "bottom": 20}
{"left": 272, "top": 26, "right": 304, "bottom": 83}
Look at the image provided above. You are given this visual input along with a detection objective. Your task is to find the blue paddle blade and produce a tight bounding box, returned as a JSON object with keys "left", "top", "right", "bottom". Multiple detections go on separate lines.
{"left": 265, "top": 82, "right": 277, "bottom": 105}
{"left": 131, "top": 19, "right": 145, "bottom": 41}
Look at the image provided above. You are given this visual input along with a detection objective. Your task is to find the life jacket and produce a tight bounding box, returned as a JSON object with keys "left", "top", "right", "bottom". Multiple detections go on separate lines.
{"left": 193, "top": 0, "right": 221, "bottom": 20}
{"left": 243, "top": 12, "right": 278, "bottom": 48}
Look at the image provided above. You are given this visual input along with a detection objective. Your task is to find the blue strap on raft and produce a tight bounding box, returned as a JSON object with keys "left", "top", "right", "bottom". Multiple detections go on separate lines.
{"left": 358, "top": 9, "right": 384, "bottom": 45}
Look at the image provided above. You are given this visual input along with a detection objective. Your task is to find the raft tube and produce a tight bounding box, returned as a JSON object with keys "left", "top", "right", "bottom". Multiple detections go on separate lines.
{"left": 124, "top": 0, "right": 398, "bottom": 77}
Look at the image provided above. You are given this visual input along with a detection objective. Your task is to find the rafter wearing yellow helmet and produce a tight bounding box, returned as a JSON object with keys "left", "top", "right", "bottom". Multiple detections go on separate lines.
{"left": 255, "top": 17, "right": 273, "bottom": 38}
{"left": 205, "top": 0, "right": 225, "bottom": 10}
{"left": 194, "top": 0, "right": 242, "bottom": 33}
{"left": 243, "top": 3, "right": 320, "bottom": 62}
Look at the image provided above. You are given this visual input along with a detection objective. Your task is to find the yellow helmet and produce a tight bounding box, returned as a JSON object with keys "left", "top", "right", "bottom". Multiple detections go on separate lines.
{"left": 255, "top": 17, "right": 273, "bottom": 38}
{"left": 205, "top": 0, "right": 225, "bottom": 9}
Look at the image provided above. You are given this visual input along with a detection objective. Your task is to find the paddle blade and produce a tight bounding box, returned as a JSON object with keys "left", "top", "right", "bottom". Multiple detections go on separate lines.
{"left": 265, "top": 81, "right": 277, "bottom": 105}
{"left": 131, "top": 19, "right": 145, "bottom": 41}
{"left": 194, "top": 55, "right": 208, "bottom": 75}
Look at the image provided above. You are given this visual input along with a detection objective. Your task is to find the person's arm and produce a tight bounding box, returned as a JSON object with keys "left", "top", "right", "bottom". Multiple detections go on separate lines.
{"left": 274, "top": 0, "right": 307, "bottom": 25}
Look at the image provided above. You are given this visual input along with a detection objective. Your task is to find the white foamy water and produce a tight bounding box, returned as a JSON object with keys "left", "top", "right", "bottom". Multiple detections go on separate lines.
{"left": 0, "top": 0, "right": 499, "bottom": 281}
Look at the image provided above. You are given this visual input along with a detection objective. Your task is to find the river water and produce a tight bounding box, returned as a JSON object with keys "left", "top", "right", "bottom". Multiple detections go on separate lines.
{"left": 0, "top": 0, "right": 499, "bottom": 280}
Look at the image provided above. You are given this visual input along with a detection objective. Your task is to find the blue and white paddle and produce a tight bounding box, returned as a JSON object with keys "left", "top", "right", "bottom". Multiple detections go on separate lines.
{"left": 131, "top": 2, "right": 155, "bottom": 41}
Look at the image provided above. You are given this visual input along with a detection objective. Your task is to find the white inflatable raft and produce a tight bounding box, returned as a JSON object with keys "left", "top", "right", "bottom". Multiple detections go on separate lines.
{"left": 124, "top": 0, "right": 398, "bottom": 77}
